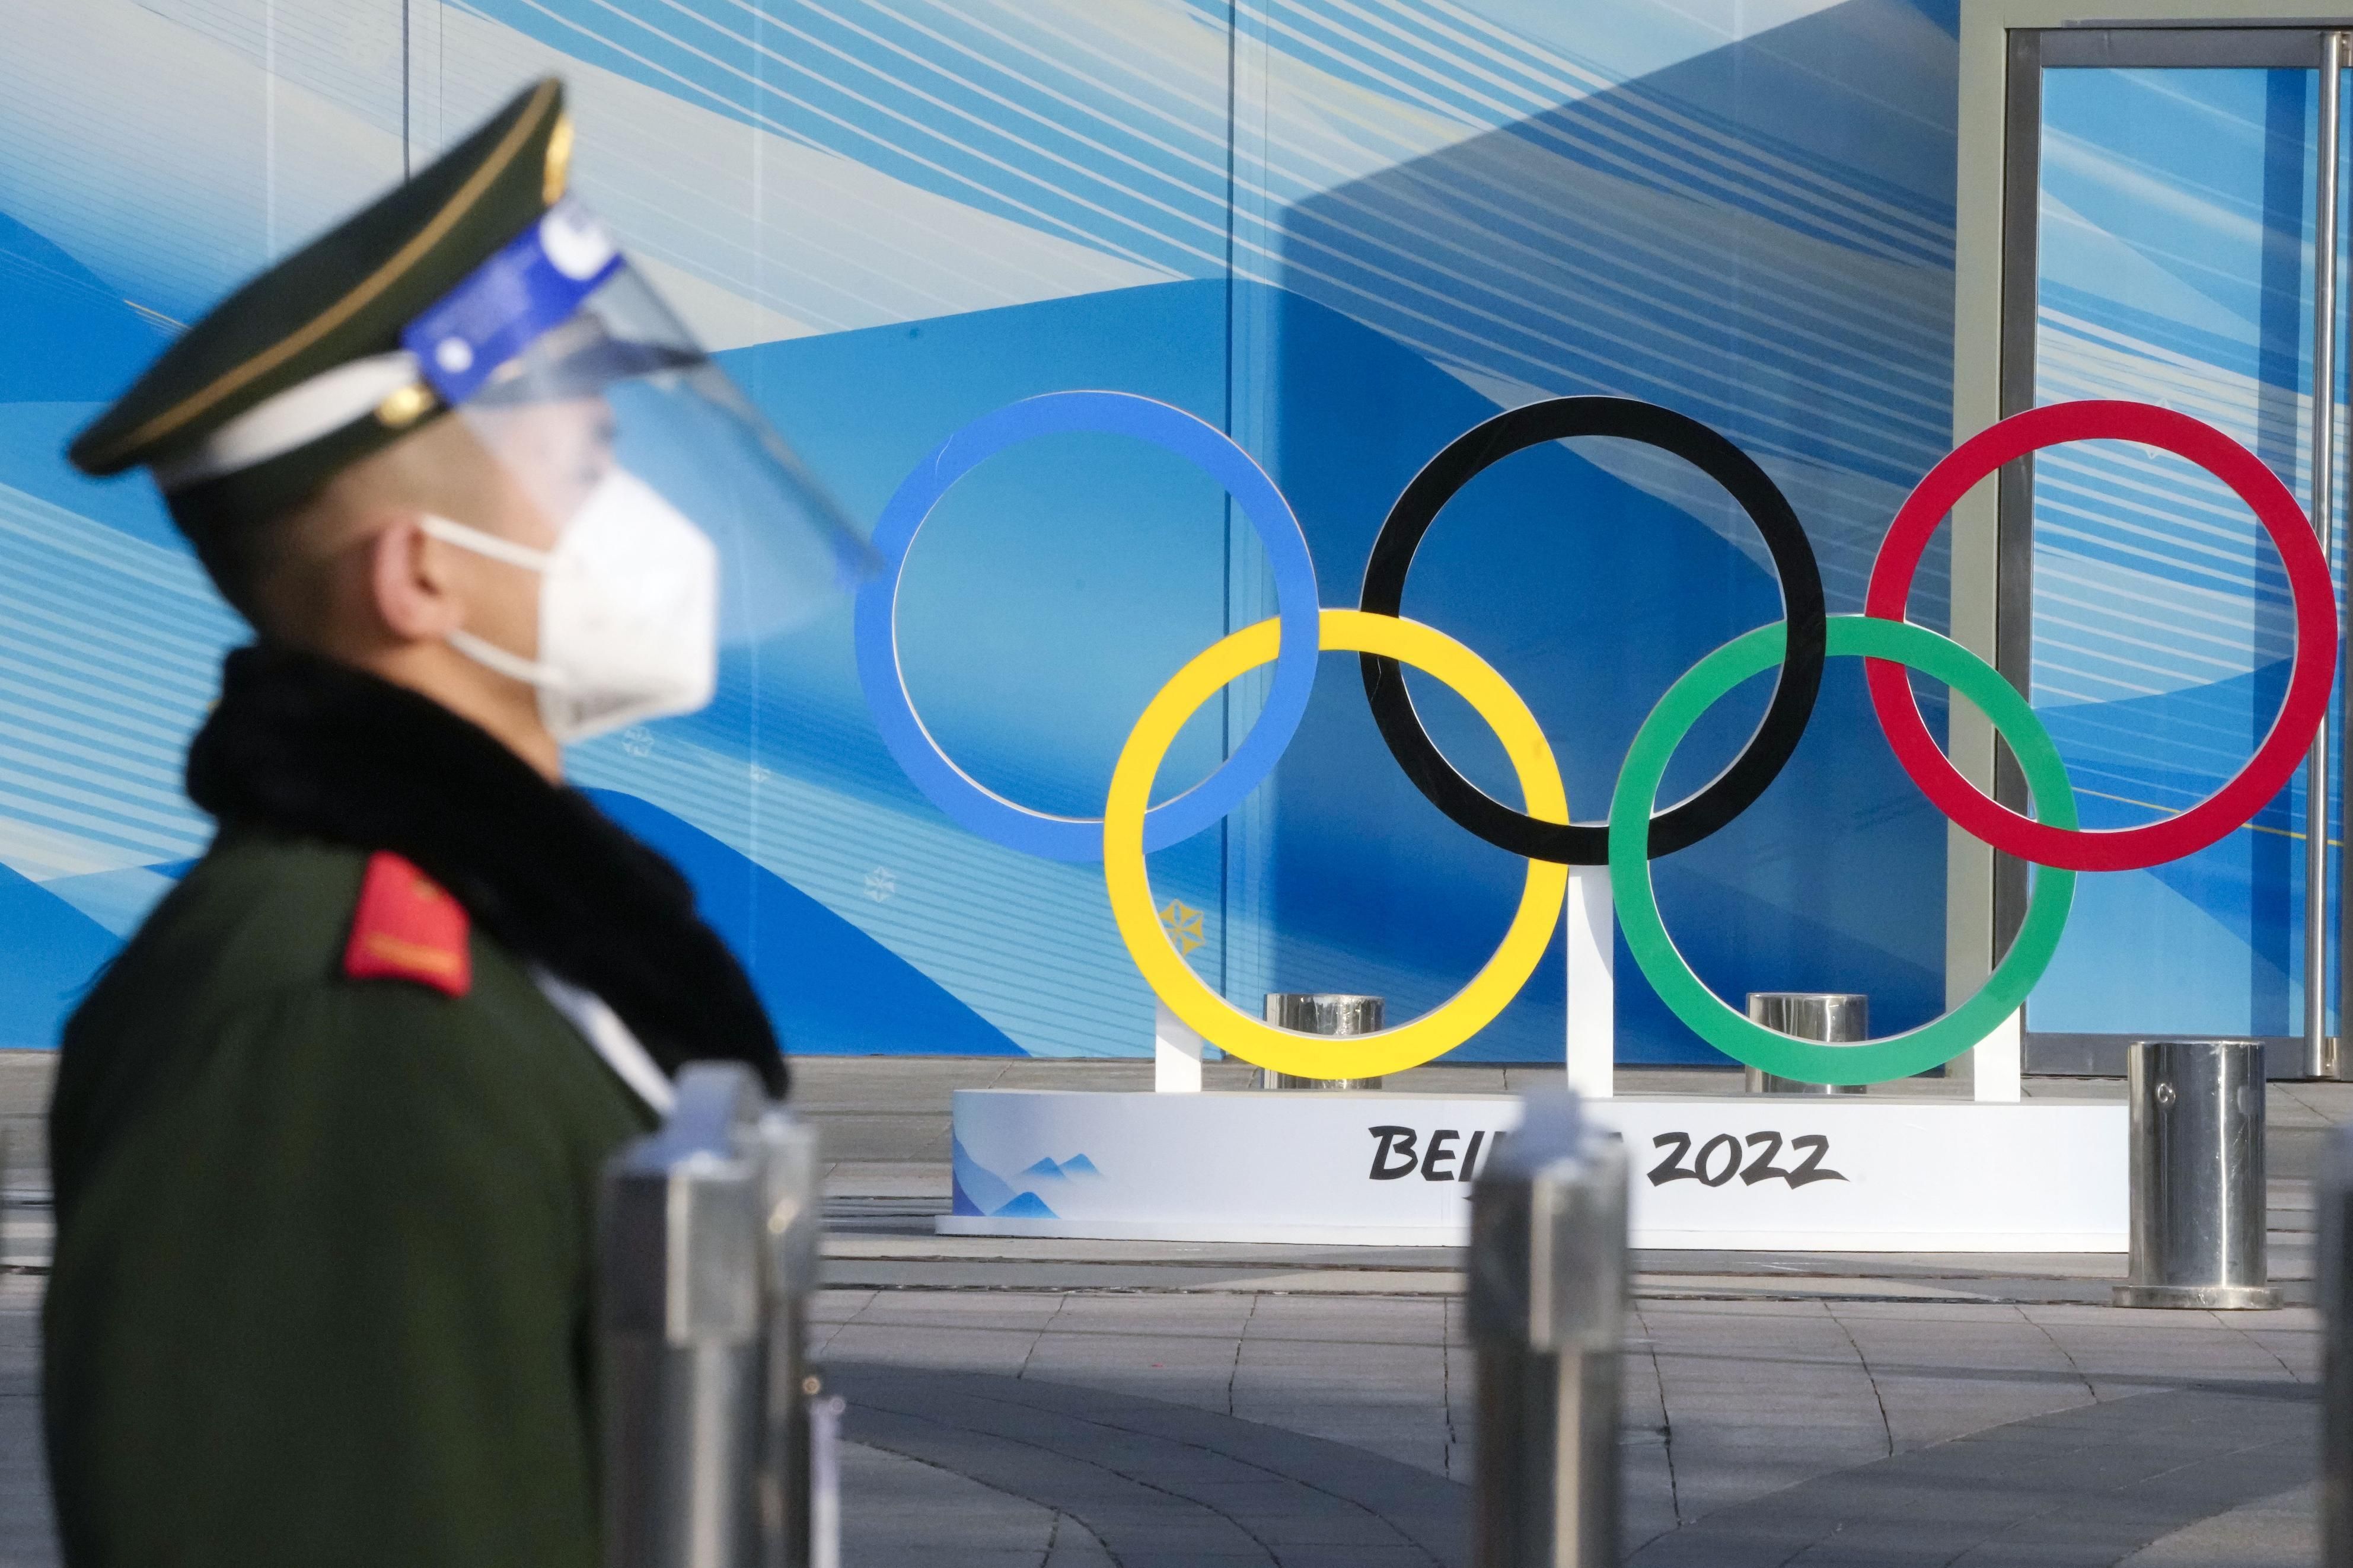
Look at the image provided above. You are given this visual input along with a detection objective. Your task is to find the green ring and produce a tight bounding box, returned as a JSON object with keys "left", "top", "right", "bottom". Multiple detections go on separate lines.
{"left": 1608, "top": 615, "right": 2077, "bottom": 1085}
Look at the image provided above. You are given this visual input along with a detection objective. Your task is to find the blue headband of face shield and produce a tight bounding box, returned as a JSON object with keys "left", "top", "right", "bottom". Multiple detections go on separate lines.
{"left": 401, "top": 199, "right": 877, "bottom": 646}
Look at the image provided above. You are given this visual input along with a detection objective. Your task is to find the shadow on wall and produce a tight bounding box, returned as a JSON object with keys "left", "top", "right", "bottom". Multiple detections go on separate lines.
{"left": 589, "top": 790, "right": 1024, "bottom": 1057}
{"left": 1234, "top": 0, "right": 1960, "bottom": 1064}
{"left": 0, "top": 863, "right": 120, "bottom": 1050}
{"left": 1272, "top": 0, "right": 1960, "bottom": 606}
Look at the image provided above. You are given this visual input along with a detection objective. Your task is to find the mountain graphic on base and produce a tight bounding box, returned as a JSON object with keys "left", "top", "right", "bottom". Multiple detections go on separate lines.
{"left": 954, "top": 1136, "right": 1103, "bottom": 1219}
{"left": 1019, "top": 1154, "right": 1105, "bottom": 1183}
{"left": 991, "top": 1192, "right": 1057, "bottom": 1219}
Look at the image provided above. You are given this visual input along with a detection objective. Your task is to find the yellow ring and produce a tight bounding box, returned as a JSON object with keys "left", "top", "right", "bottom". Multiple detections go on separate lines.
{"left": 1105, "top": 608, "right": 1569, "bottom": 1078}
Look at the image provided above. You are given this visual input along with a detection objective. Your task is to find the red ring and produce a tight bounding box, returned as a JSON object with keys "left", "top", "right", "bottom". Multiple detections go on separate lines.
{"left": 1865, "top": 400, "right": 2338, "bottom": 873}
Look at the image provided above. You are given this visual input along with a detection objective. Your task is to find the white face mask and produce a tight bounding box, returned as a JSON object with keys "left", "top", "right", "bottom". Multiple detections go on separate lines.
{"left": 421, "top": 467, "right": 720, "bottom": 745}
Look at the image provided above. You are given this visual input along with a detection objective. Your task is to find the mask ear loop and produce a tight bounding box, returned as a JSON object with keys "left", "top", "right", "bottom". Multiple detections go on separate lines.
{"left": 417, "top": 513, "right": 571, "bottom": 691}
{"left": 419, "top": 513, "right": 555, "bottom": 571}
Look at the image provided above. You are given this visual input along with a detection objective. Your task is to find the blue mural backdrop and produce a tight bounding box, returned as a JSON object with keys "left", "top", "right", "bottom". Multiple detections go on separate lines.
{"left": 0, "top": 0, "right": 1965, "bottom": 1061}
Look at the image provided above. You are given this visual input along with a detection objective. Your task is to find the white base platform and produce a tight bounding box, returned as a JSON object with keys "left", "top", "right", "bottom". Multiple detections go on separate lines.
{"left": 945, "top": 1088, "right": 2128, "bottom": 1251}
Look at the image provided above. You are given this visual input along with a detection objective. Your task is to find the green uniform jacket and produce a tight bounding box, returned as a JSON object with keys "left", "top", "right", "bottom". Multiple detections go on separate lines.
{"left": 46, "top": 828, "right": 656, "bottom": 1568}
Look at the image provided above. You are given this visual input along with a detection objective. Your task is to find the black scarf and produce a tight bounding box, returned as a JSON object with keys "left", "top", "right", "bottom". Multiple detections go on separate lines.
{"left": 186, "top": 644, "right": 785, "bottom": 1095}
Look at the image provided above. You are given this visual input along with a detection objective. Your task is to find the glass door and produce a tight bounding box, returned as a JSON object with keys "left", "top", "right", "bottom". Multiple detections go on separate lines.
{"left": 2003, "top": 27, "right": 2349, "bottom": 1076}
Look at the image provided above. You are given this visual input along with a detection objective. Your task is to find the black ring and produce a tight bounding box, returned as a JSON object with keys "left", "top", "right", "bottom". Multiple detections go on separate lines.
{"left": 1357, "top": 397, "right": 1826, "bottom": 864}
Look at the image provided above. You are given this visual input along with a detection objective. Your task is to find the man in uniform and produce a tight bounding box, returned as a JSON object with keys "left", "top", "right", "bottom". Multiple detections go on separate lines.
{"left": 43, "top": 79, "right": 862, "bottom": 1567}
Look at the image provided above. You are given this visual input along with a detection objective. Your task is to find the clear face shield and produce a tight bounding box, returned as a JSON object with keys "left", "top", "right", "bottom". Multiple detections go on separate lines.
{"left": 403, "top": 200, "right": 874, "bottom": 744}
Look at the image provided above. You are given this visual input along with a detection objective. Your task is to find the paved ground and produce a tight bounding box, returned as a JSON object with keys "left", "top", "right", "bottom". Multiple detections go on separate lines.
{"left": 0, "top": 1052, "right": 2342, "bottom": 1565}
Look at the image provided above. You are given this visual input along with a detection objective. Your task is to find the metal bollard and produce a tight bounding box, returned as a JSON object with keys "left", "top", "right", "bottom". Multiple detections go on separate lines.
{"left": 2113, "top": 1040, "right": 2277, "bottom": 1310}
{"left": 2322, "top": 1127, "right": 2353, "bottom": 1563}
{"left": 752, "top": 1095, "right": 827, "bottom": 1568}
{"left": 1469, "top": 1091, "right": 1628, "bottom": 1568}
{"left": 1259, "top": 992, "right": 1385, "bottom": 1090}
{"left": 600, "top": 1064, "right": 833, "bottom": 1568}
{"left": 1743, "top": 992, "right": 1869, "bottom": 1095}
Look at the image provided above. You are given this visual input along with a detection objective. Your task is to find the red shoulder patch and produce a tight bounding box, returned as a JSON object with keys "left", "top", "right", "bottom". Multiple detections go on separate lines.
{"left": 343, "top": 852, "right": 471, "bottom": 997}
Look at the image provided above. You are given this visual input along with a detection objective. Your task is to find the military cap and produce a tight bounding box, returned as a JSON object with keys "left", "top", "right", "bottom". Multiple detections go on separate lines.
{"left": 70, "top": 78, "right": 574, "bottom": 539}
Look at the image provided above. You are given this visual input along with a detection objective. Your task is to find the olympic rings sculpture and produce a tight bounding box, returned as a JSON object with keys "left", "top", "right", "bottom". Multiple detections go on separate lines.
{"left": 855, "top": 390, "right": 2337, "bottom": 1085}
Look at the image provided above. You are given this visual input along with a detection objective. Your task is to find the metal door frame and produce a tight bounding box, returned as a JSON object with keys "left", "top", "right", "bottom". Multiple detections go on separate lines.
{"left": 1956, "top": 1, "right": 2353, "bottom": 1081}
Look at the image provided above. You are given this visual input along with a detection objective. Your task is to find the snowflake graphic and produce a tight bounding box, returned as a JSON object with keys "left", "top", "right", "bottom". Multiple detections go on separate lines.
{"left": 620, "top": 727, "right": 654, "bottom": 758}
{"left": 864, "top": 868, "right": 897, "bottom": 903}
{"left": 1158, "top": 899, "right": 1205, "bottom": 956}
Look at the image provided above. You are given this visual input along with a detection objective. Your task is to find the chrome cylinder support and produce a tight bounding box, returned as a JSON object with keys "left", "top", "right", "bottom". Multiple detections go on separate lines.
{"left": 1258, "top": 992, "right": 1386, "bottom": 1090}
{"left": 2114, "top": 1040, "right": 2278, "bottom": 1311}
{"left": 1743, "top": 992, "right": 1870, "bottom": 1095}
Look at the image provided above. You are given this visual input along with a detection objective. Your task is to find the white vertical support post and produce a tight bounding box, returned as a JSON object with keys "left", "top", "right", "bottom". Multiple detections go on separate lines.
{"left": 1565, "top": 864, "right": 1615, "bottom": 1100}
{"left": 2311, "top": 30, "right": 2345, "bottom": 1079}
{"left": 1975, "top": 1010, "right": 2023, "bottom": 1103}
{"left": 1155, "top": 998, "right": 1204, "bottom": 1093}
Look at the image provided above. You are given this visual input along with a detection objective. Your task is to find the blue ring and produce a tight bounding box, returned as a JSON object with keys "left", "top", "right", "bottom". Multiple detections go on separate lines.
{"left": 854, "top": 391, "right": 1320, "bottom": 861}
